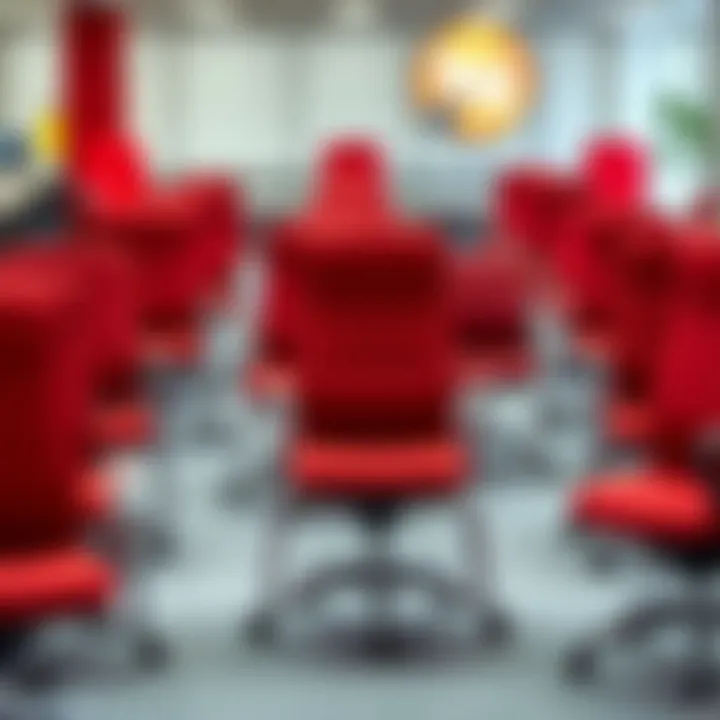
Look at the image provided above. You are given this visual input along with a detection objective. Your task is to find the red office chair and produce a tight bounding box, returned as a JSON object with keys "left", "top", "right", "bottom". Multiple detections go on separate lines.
{"left": 453, "top": 242, "right": 533, "bottom": 385}
{"left": 0, "top": 255, "right": 164, "bottom": 689}
{"left": 565, "top": 224, "right": 720, "bottom": 702}
{"left": 557, "top": 135, "right": 650, "bottom": 355}
{"left": 0, "top": 246, "right": 164, "bottom": 560}
{"left": 244, "top": 218, "right": 511, "bottom": 655}
{"left": 78, "top": 133, "right": 207, "bottom": 370}
{"left": 247, "top": 138, "right": 394, "bottom": 404}
{"left": 554, "top": 205, "right": 636, "bottom": 362}
{"left": 603, "top": 213, "right": 675, "bottom": 447}
{"left": 172, "top": 174, "right": 244, "bottom": 314}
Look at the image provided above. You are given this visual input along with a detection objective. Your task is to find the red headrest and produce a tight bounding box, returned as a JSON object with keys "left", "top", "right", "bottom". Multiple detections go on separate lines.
{"left": 311, "top": 136, "right": 391, "bottom": 218}
{"left": 79, "top": 133, "right": 152, "bottom": 208}
{"left": 581, "top": 135, "right": 650, "bottom": 213}
{"left": 63, "top": 1, "right": 128, "bottom": 186}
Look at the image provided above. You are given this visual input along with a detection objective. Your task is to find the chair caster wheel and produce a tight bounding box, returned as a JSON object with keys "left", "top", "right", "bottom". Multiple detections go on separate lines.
{"left": 18, "top": 658, "right": 63, "bottom": 689}
{"left": 143, "top": 527, "right": 176, "bottom": 565}
{"left": 133, "top": 632, "right": 169, "bottom": 672}
{"left": 478, "top": 609, "right": 513, "bottom": 649}
{"left": 243, "top": 611, "right": 277, "bottom": 648}
{"left": 676, "top": 667, "right": 719, "bottom": 704}
{"left": 562, "top": 644, "right": 597, "bottom": 685}
{"left": 584, "top": 546, "right": 622, "bottom": 576}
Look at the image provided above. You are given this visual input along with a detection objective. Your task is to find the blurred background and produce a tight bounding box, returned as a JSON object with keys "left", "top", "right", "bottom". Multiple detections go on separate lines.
{"left": 2, "top": 1, "right": 720, "bottom": 720}
{"left": 0, "top": 0, "right": 712, "bottom": 219}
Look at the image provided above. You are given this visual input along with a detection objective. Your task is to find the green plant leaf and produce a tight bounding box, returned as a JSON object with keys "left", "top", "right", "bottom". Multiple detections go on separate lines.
{"left": 656, "top": 94, "right": 713, "bottom": 161}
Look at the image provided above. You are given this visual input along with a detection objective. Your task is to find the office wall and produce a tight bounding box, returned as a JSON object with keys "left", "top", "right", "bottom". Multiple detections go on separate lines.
{"left": 0, "top": 20, "right": 707, "bottom": 216}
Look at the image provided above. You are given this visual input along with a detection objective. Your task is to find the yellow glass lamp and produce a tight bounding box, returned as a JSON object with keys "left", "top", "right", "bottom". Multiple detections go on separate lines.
{"left": 411, "top": 15, "right": 537, "bottom": 142}
{"left": 32, "top": 108, "right": 66, "bottom": 167}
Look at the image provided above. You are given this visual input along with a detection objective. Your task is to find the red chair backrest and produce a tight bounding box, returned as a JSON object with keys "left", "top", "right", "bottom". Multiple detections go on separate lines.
{"left": 610, "top": 213, "right": 675, "bottom": 394}
{"left": 71, "top": 241, "right": 141, "bottom": 401}
{"left": 110, "top": 203, "right": 200, "bottom": 324}
{"left": 259, "top": 153, "right": 396, "bottom": 371}
{"left": 453, "top": 243, "right": 528, "bottom": 347}
{"left": 0, "top": 252, "right": 91, "bottom": 551}
{"left": 581, "top": 135, "right": 650, "bottom": 214}
{"left": 554, "top": 205, "right": 633, "bottom": 332}
{"left": 63, "top": 1, "right": 128, "bottom": 191}
{"left": 295, "top": 220, "right": 453, "bottom": 441}
{"left": 175, "top": 174, "right": 243, "bottom": 292}
{"left": 310, "top": 137, "right": 392, "bottom": 220}
{"left": 493, "top": 166, "right": 579, "bottom": 255}
{"left": 650, "top": 224, "right": 720, "bottom": 463}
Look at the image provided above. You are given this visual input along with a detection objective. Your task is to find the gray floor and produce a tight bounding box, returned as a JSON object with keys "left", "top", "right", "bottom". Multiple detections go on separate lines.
{"left": 39, "top": 257, "right": 718, "bottom": 720}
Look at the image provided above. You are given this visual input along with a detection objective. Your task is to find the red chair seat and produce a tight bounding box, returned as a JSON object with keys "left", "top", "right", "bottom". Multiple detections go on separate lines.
{"left": 571, "top": 468, "right": 719, "bottom": 549}
{"left": 289, "top": 438, "right": 466, "bottom": 499}
{"left": 94, "top": 400, "right": 155, "bottom": 450}
{"left": 0, "top": 549, "right": 116, "bottom": 626}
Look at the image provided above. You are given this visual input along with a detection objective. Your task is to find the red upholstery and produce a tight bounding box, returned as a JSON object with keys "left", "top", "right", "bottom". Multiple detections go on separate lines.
{"left": 311, "top": 137, "right": 392, "bottom": 220}
{"left": 290, "top": 440, "right": 466, "bottom": 499}
{"left": 67, "top": 241, "right": 152, "bottom": 449}
{"left": 453, "top": 243, "right": 532, "bottom": 383}
{"left": 173, "top": 174, "right": 243, "bottom": 307}
{"left": 77, "top": 132, "right": 150, "bottom": 208}
{"left": 77, "top": 134, "right": 207, "bottom": 367}
{"left": 493, "top": 166, "right": 580, "bottom": 257}
{"left": 0, "top": 250, "right": 118, "bottom": 629}
{"left": 571, "top": 468, "right": 718, "bottom": 549}
{"left": 251, "top": 139, "right": 399, "bottom": 404}
{"left": 604, "top": 214, "right": 675, "bottom": 444}
{"left": 0, "top": 549, "right": 116, "bottom": 628}
{"left": 569, "top": 225, "right": 720, "bottom": 553}
{"left": 12, "top": 243, "right": 152, "bottom": 452}
{"left": 63, "top": 1, "right": 128, "bottom": 192}
{"left": 647, "top": 225, "right": 720, "bottom": 463}
{"left": 580, "top": 135, "right": 650, "bottom": 214}
{"left": 289, "top": 218, "right": 464, "bottom": 500}
{"left": 0, "top": 252, "right": 92, "bottom": 551}
{"left": 554, "top": 206, "right": 634, "bottom": 358}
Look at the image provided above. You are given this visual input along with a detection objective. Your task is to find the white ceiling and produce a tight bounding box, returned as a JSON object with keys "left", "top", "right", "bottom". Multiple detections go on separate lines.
{"left": 0, "top": 0, "right": 700, "bottom": 36}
